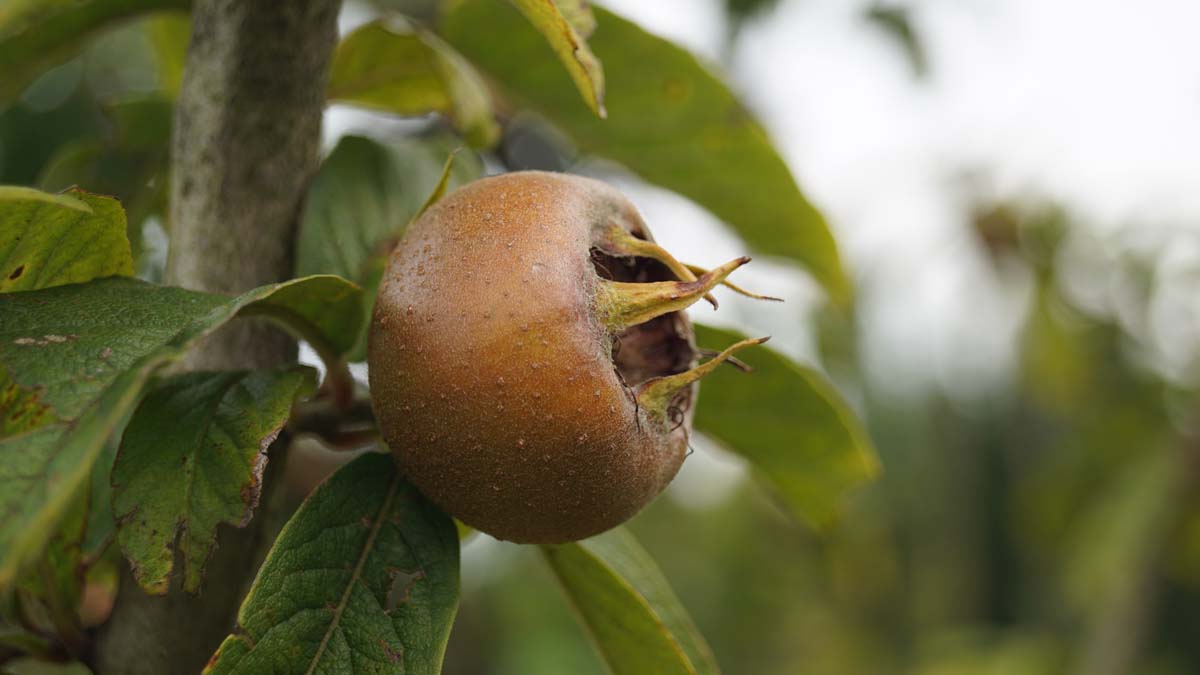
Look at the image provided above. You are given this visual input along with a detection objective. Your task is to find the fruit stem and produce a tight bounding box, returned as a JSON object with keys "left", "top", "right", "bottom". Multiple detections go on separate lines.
{"left": 635, "top": 336, "right": 771, "bottom": 422}
{"left": 597, "top": 223, "right": 718, "bottom": 308}
{"left": 684, "top": 262, "right": 784, "bottom": 302}
{"left": 597, "top": 257, "right": 750, "bottom": 332}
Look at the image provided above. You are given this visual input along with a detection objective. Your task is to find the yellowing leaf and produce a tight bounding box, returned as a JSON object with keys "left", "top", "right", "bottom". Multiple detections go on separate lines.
{"left": 0, "top": 187, "right": 131, "bottom": 293}
{"left": 329, "top": 19, "right": 499, "bottom": 147}
{"left": 507, "top": 0, "right": 606, "bottom": 117}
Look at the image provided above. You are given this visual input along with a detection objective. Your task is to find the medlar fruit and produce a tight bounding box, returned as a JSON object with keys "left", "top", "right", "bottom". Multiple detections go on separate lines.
{"left": 369, "top": 171, "right": 767, "bottom": 543}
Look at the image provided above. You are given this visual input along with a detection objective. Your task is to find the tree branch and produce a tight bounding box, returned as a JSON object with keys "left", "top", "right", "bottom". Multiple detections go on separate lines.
{"left": 93, "top": 1, "right": 340, "bottom": 672}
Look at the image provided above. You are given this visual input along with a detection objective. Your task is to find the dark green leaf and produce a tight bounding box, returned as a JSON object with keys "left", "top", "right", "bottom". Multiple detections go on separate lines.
{"left": 542, "top": 527, "right": 719, "bottom": 675}
{"left": 0, "top": 0, "right": 190, "bottom": 106}
{"left": 82, "top": 433, "right": 120, "bottom": 559}
{"left": 112, "top": 367, "right": 317, "bottom": 594}
{"left": 329, "top": 19, "right": 499, "bottom": 147}
{"left": 864, "top": 5, "right": 928, "bottom": 78}
{"left": 0, "top": 82, "right": 108, "bottom": 186}
{"left": 441, "top": 2, "right": 850, "bottom": 303}
{"left": 0, "top": 657, "right": 93, "bottom": 674}
{"left": 0, "top": 187, "right": 132, "bottom": 294}
{"left": 724, "top": 0, "right": 780, "bottom": 25}
{"left": 0, "top": 274, "right": 362, "bottom": 589}
{"left": 692, "top": 324, "right": 879, "bottom": 528}
{"left": 205, "top": 452, "right": 460, "bottom": 675}
{"left": 0, "top": 630, "right": 58, "bottom": 662}
{"left": 296, "top": 135, "right": 481, "bottom": 360}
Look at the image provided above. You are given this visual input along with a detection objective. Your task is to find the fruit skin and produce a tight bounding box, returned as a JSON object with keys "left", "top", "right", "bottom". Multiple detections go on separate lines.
{"left": 369, "top": 171, "right": 695, "bottom": 543}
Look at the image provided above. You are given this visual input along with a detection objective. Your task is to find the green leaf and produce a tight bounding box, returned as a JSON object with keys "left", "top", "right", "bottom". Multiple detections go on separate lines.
{"left": 0, "top": 187, "right": 132, "bottom": 294}
{"left": 205, "top": 452, "right": 460, "bottom": 675}
{"left": 296, "top": 135, "right": 482, "bottom": 360}
{"left": 0, "top": 657, "right": 94, "bottom": 674}
{"left": 112, "top": 367, "right": 317, "bottom": 594}
{"left": 37, "top": 97, "right": 173, "bottom": 260}
{"left": 82, "top": 433, "right": 120, "bottom": 558}
{"left": 328, "top": 18, "right": 499, "bottom": 148}
{"left": 13, "top": 485, "right": 89, "bottom": 643}
{"left": 0, "top": 0, "right": 190, "bottom": 106}
{"left": 441, "top": 2, "right": 850, "bottom": 303}
{"left": 413, "top": 149, "right": 459, "bottom": 222}
{"left": 503, "top": 0, "right": 606, "bottom": 117}
{"left": 542, "top": 527, "right": 719, "bottom": 675}
{"left": 0, "top": 274, "right": 363, "bottom": 590}
{"left": 144, "top": 13, "right": 190, "bottom": 97}
{"left": 692, "top": 324, "right": 879, "bottom": 528}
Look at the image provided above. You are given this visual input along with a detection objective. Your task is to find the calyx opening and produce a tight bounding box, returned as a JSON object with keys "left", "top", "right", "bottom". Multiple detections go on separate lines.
{"left": 590, "top": 246, "right": 696, "bottom": 388}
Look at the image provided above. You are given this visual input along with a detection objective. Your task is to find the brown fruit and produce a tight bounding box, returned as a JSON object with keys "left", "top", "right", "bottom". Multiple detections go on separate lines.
{"left": 368, "top": 171, "right": 766, "bottom": 543}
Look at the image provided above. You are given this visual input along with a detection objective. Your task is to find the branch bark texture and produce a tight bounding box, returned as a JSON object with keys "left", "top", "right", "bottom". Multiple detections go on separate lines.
{"left": 94, "top": 0, "right": 340, "bottom": 672}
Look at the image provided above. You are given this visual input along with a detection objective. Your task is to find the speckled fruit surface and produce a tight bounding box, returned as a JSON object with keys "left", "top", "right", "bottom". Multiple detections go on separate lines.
{"left": 369, "top": 171, "right": 701, "bottom": 543}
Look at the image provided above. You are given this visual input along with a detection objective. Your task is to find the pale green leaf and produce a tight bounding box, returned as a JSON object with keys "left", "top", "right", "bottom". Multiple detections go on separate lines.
{"left": 0, "top": 187, "right": 132, "bottom": 293}
{"left": 0, "top": 0, "right": 190, "bottom": 106}
{"left": 441, "top": 2, "right": 850, "bottom": 303}
{"left": 542, "top": 527, "right": 719, "bottom": 675}
{"left": 692, "top": 324, "right": 879, "bottom": 528}
{"left": 205, "top": 452, "right": 460, "bottom": 675}
{"left": 112, "top": 367, "right": 317, "bottom": 594}
{"left": 329, "top": 19, "right": 499, "bottom": 147}
{"left": 145, "top": 13, "right": 190, "bottom": 97}
{"left": 0, "top": 275, "right": 363, "bottom": 590}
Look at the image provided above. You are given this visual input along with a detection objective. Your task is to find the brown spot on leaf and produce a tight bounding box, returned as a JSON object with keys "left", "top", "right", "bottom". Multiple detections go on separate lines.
{"left": 385, "top": 568, "right": 425, "bottom": 612}
{"left": 235, "top": 428, "right": 277, "bottom": 527}
{"left": 8, "top": 264, "right": 24, "bottom": 280}
{"left": 379, "top": 639, "right": 403, "bottom": 664}
{"left": 1, "top": 372, "right": 58, "bottom": 436}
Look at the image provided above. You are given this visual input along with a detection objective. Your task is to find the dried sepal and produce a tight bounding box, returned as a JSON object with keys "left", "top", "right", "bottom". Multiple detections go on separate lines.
{"left": 597, "top": 257, "right": 749, "bottom": 332}
{"left": 635, "top": 336, "right": 771, "bottom": 422}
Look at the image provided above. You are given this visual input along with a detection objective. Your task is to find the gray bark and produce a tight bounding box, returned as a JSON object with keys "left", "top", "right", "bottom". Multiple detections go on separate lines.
{"left": 93, "top": 0, "right": 340, "bottom": 672}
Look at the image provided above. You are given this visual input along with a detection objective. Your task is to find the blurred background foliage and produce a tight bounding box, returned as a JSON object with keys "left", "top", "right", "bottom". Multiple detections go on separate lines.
{"left": 3, "top": 0, "right": 1199, "bottom": 674}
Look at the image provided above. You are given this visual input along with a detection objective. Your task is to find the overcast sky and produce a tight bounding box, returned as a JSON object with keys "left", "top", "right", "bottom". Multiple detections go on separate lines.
{"left": 595, "top": 0, "right": 1200, "bottom": 402}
